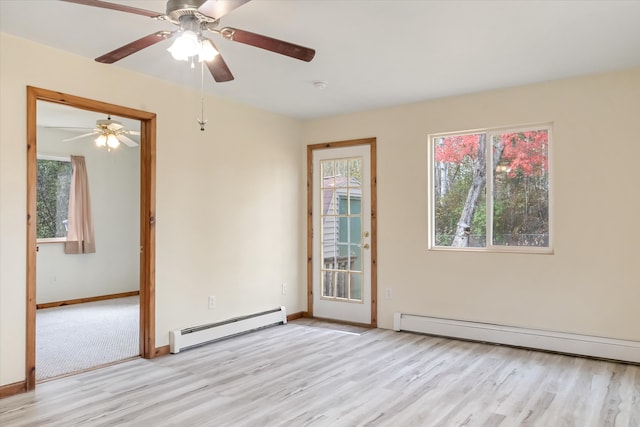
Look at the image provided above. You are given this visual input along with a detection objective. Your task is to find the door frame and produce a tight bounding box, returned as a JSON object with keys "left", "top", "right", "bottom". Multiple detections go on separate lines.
{"left": 26, "top": 86, "right": 157, "bottom": 390}
{"left": 306, "top": 138, "right": 377, "bottom": 327}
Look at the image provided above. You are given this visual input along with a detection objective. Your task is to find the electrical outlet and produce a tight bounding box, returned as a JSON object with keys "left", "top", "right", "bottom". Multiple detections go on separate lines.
{"left": 281, "top": 282, "right": 288, "bottom": 295}
{"left": 208, "top": 295, "right": 216, "bottom": 309}
{"left": 385, "top": 288, "right": 392, "bottom": 299}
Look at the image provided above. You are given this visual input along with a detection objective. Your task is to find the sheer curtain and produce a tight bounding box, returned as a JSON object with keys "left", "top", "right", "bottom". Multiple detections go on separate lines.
{"left": 64, "top": 155, "right": 96, "bottom": 254}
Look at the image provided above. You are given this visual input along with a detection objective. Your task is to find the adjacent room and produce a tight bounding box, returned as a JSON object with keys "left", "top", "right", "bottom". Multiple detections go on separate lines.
{"left": 34, "top": 103, "right": 141, "bottom": 380}
{"left": 1, "top": 1, "right": 639, "bottom": 426}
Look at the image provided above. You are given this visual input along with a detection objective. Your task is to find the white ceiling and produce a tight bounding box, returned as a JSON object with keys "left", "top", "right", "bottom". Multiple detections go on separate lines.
{"left": 2, "top": 0, "right": 640, "bottom": 120}
{"left": 37, "top": 100, "right": 141, "bottom": 133}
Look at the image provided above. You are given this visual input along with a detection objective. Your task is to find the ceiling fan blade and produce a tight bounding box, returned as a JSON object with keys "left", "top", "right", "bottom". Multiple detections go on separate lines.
{"left": 202, "top": 40, "right": 234, "bottom": 82}
{"left": 219, "top": 27, "right": 315, "bottom": 62}
{"left": 118, "top": 135, "right": 139, "bottom": 147}
{"left": 96, "top": 31, "right": 174, "bottom": 64}
{"left": 198, "top": 0, "right": 252, "bottom": 20}
{"left": 60, "top": 0, "right": 163, "bottom": 18}
{"left": 128, "top": 130, "right": 141, "bottom": 136}
{"left": 63, "top": 131, "right": 98, "bottom": 142}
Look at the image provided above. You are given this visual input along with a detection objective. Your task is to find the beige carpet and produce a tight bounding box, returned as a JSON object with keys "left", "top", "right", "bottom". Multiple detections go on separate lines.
{"left": 36, "top": 296, "right": 139, "bottom": 381}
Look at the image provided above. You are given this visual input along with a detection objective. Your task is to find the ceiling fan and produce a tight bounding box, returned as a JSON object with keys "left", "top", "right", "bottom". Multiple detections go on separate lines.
{"left": 61, "top": 0, "right": 316, "bottom": 83}
{"left": 63, "top": 116, "right": 140, "bottom": 149}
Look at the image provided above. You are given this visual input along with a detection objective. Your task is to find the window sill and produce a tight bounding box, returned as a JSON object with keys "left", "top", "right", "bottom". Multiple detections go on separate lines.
{"left": 37, "top": 238, "right": 67, "bottom": 244}
{"left": 429, "top": 246, "right": 553, "bottom": 255}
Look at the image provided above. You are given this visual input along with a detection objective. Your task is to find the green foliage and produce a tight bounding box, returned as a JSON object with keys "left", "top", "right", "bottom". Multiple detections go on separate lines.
{"left": 37, "top": 159, "right": 71, "bottom": 239}
{"left": 322, "top": 158, "right": 362, "bottom": 183}
{"left": 492, "top": 170, "right": 549, "bottom": 246}
{"left": 470, "top": 194, "right": 486, "bottom": 235}
{"left": 434, "top": 176, "right": 466, "bottom": 245}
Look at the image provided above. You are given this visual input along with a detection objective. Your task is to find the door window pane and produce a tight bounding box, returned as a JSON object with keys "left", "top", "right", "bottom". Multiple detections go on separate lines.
{"left": 322, "top": 161, "right": 335, "bottom": 183}
{"left": 335, "top": 160, "right": 349, "bottom": 187}
{"left": 349, "top": 189, "right": 361, "bottom": 214}
{"left": 335, "top": 271, "right": 348, "bottom": 298}
{"left": 323, "top": 271, "right": 334, "bottom": 297}
{"left": 350, "top": 273, "right": 363, "bottom": 301}
{"left": 350, "top": 244, "right": 362, "bottom": 272}
{"left": 319, "top": 157, "right": 366, "bottom": 303}
{"left": 338, "top": 193, "right": 348, "bottom": 215}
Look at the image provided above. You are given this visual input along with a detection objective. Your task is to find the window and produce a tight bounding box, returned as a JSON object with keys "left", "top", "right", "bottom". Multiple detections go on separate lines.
{"left": 320, "top": 158, "right": 364, "bottom": 302}
{"left": 37, "top": 155, "right": 72, "bottom": 241}
{"left": 430, "top": 125, "right": 551, "bottom": 252}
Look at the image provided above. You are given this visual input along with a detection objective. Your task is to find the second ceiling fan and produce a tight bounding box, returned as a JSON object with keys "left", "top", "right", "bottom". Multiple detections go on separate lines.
{"left": 63, "top": 116, "right": 140, "bottom": 149}
{"left": 62, "top": 0, "right": 316, "bottom": 82}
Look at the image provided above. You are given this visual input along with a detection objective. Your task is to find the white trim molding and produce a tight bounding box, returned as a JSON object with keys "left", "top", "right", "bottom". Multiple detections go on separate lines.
{"left": 393, "top": 313, "right": 640, "bottom": 364}
{"left": 37, "top": 153, "right": 71, "bottom": 162}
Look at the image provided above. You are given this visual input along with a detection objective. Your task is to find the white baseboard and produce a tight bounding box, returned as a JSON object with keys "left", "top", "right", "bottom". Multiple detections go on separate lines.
{"left": 393, "top": 312, "right": 640, "bottom": 364}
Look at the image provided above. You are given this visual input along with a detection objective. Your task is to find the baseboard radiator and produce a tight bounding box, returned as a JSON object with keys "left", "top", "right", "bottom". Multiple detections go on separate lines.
{"left": 170, "top": 307, "right": 287, "bottom": 354}
{"left": 393, "top": 313, "right": 640, "bottom": 364}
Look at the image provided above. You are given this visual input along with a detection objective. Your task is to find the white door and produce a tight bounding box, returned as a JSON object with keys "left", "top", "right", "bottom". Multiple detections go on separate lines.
{"left": 312, "top": 145, "right": 372, "bottom": 324}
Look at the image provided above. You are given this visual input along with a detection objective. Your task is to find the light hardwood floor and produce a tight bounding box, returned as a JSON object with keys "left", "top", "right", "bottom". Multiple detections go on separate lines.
{"left": 1, "top": 320, "right": 638, "bottom": 426}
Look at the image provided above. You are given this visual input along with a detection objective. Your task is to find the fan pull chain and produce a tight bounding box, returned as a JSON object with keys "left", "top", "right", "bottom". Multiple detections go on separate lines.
{"left": 197, "top": 60, "right": 207, "bottom": 131}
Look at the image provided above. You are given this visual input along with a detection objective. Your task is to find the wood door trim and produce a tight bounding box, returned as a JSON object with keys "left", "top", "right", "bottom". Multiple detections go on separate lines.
{"left": 0, "top": 381, "right": 26, "bottom": 399}
{"left": 306, "top": 138, "right": 377, "bottom": 328}
{"left": 25, "top": 86, "right": 157, "bottom": 391}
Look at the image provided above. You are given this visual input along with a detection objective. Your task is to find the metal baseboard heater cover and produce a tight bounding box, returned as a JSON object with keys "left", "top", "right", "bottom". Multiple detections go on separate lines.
{"left": 170, "top": 306, "right": 287, "bottom": 354}
{"left": 394, "top": 312, "right": 640, "bottom": 364}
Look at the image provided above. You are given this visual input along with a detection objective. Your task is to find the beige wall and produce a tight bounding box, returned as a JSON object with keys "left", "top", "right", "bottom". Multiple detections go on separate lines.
{"left": 2, "top": 31, "right": 638, "bottom": 388}
{"left": 0, "top": 34, "right": 305, "bottom": 386}
{"left": 303, "top": 67, "right": 640, "bottom": 339}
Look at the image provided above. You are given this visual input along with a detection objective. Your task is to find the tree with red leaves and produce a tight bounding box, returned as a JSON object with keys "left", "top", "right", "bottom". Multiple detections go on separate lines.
{"left": 434, "top": 129, "right": 549, "bottom": 247}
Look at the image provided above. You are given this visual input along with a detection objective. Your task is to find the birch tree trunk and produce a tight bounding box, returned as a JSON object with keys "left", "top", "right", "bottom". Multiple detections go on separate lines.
{"left": 451, "top": 134, "right": 505, "bottom": 247}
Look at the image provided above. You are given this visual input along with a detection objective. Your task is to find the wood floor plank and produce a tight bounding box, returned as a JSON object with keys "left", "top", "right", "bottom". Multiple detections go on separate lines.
{"left": 1, "top": 320, "right": 639, "bottom": 426}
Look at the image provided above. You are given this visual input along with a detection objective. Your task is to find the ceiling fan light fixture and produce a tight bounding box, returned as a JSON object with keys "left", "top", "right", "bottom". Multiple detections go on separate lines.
{"left": 106, "top": 133, "right": 120, "bottom": 148}
{"left": 167, "top": 30, "right": 201, "bottom": 61}
{"left": 199, "top": 39, "right": 219, "bottom": 62}
{"left": 95, "top": 133, "right": 108, "bottom": 147}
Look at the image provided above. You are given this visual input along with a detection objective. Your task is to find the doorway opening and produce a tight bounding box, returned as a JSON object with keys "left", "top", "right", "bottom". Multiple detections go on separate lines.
{"left": 26, "top": 86, "right": 157, "bottom": 390}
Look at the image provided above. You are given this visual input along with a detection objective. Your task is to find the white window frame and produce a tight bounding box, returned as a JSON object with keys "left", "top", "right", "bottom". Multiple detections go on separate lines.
{"left": 428, "top": 123, "right": 553, "bottom": 254}
{"left": 36, "top": 154, "right": 71, "bottom": 244}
